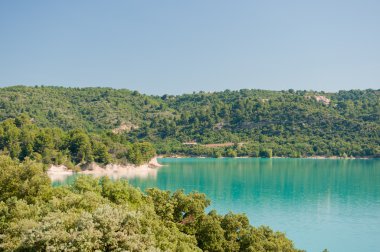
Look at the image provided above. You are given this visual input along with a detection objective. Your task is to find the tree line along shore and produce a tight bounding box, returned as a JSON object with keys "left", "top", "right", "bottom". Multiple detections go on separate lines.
{"left": 0, "top": 113, "right": 377, "bottom": 179}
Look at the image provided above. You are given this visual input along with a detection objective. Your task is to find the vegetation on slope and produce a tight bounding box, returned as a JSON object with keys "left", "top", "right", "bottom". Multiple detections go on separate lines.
{"left": 0, "top": 156, "right": 303, "bottom": 251}
{"left": 0, "top": 86, "right": 379, "bottom": 158}
{"left": 0, "top": 115, "right": 155, "bottom": 167}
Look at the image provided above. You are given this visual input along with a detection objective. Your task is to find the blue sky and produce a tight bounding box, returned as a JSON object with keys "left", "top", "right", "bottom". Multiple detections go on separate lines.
{"left": 0, "top": 0, "right": 379, "bottom": 94}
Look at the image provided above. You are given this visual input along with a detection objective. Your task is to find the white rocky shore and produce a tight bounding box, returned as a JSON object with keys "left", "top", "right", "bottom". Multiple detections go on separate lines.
{"left": 47, "top": 157, "right": 162, "bottom": 182}
{"left": 47, "top": 165, "right": 75, "bottom": 182}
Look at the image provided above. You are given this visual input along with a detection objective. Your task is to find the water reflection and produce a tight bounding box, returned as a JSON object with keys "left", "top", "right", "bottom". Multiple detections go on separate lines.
{"left": 47, "top": 165, "right": 74, "bottom": 183}
{"left": 128, "top": 158, "right": 380, "bottom": 252}
{"left": 48, "top": 173, "right": 73, "bottom": 183}
{"left": 54, "top": 158, "right": 380, "bottom": 252}
{"left": 50, "top": 166, "right": 158, "bottom": 185}
{"left": 130, "top": 158, "right": 379, "bottom": 203}
{"left": 80, "top": 166, "right": 158, "bottom": 180}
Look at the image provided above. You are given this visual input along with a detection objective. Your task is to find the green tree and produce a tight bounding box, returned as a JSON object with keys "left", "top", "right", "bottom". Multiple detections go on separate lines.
{"left": 259, "top": 149, "right": 273, "bottom": 158}
{"left": 196, "top": 211, "right": 226, "bottom": 251}
{"left": 0, "top": 155, "right": 51, "bottom": 203}
{"left": 66, "top": 129, "right": 93, "bottom": 164}
{"left": 126, "top": 142, "right": 156, "bottom": 165}
{"left": 226, "top": 148, "right": 237, "bottom": 157}
{"left": 92, "top": 141, "right": 111, "bottom": 164}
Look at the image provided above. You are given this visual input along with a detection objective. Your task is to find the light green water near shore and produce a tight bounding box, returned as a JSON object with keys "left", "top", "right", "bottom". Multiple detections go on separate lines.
{"left": 56, "top": 158, "right": 380, "bottom": 252}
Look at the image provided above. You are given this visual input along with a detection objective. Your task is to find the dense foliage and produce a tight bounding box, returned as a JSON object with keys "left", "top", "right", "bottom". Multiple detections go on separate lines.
{"left": 0, "top": 115, "right": 155, "bottom": 166}
{"left": 0, "top": 86, "right": 379, "bottom": 158}
{"left": 0, "top": 156, "right": 302, "bottom": 251}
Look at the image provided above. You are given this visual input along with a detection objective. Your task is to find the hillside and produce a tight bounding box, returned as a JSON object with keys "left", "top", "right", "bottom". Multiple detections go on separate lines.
{"left": 0, "top": 86, "right": 379, "bottom": 158}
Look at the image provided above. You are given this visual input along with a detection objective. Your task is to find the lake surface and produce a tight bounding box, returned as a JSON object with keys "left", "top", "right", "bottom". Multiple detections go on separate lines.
{"left": 54, "top": 158, "right": 380, "bottom": 252}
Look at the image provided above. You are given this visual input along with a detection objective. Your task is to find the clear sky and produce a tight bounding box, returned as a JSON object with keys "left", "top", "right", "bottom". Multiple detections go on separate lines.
{"left": 0, "top": 0, "right": 379, "bottom": 94}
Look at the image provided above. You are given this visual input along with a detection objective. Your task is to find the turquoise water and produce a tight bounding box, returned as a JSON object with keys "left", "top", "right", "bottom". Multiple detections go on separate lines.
{"left": 56, "top": 158, "right": 380, "bottom": 251}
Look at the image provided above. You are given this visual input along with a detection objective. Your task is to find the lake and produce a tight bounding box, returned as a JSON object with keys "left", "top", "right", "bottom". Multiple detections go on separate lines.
{"left": 54, "top": 158, "right": 380, "bottom": 252}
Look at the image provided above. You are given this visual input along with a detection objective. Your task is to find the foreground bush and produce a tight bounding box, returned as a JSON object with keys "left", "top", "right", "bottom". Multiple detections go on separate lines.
{"left": 0, "top": 156, "right": 303, "bottom": 251}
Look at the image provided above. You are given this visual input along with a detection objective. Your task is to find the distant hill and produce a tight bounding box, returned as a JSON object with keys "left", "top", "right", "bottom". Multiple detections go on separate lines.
{"left": 0, "top": 86, "right": 379, "bottom": 157}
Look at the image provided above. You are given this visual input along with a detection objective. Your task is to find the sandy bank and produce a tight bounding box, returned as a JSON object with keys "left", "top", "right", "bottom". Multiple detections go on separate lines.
{"left": 148, "top": 156, "right": 163, "bottom": 167}
{"left": 47, "top": 157, "right": 162, "bottom": 181}
{"left": 79, "top": 162, "right": 159, "bottom": 179}
{"left": 46, "top": 165, "right": 74, "bottom": 182}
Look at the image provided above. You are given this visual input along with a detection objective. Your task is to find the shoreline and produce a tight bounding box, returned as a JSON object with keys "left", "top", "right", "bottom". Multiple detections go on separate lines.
{"left": 47, "top": 156, "right": 162, "bottom": 182}
{"left": 47, "top": 154, "right": 376, "bottom": 177}
{"left": 158, "top": 155, "right": 377, "bottom": 160}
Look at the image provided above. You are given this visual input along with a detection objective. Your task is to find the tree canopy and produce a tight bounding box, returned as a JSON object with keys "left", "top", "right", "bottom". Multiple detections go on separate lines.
{"left": 0, "top": 115, "right": 155, "bottom": 166}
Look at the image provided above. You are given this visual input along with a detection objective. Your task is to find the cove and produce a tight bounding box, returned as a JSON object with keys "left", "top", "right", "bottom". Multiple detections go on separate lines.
{"left": 54, "top": 158, "right": 380, "bottom": 252}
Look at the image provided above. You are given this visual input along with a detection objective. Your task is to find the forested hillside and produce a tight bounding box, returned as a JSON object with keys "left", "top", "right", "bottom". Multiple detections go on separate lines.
{"left": 0, "top": 115, "right": 156, "bottom": 167}
{"left": 0, "top": 86, "right": 379, "bottom": 158}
